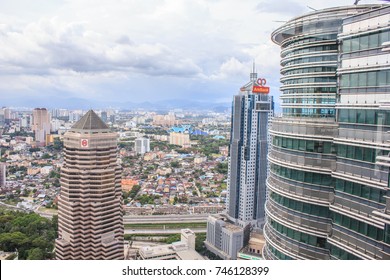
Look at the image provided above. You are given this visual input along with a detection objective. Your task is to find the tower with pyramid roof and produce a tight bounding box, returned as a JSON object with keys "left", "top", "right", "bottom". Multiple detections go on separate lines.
{"left": 55, "top": 110, "right": 124, "bottom": 260}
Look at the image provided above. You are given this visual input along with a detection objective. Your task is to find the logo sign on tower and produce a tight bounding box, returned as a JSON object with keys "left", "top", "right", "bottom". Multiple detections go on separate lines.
{"left": 80, "top": 139, "right": 89, "bottom": 148}
{"left": 252, "top": 78, "right": 270, "bottom": 94}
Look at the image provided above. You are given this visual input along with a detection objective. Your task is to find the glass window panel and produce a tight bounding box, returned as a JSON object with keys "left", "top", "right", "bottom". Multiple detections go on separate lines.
{"left": 350, "top": 219, "right": 359, "bottom": 231}
{"left": 287, "top": 138, "right": 293, "bottom": 149}
{"left": 336, "top": 179, "right": 344, "bottom": 191}
{"left": 290, "top": 199, "right": 296, "bottom": 209}
{"left": 291, "top": 169, "right": 297, "bottom": 180}
{"left": 367, "top": 71, "right": 376, "bottom": 87}
{"left": 341, "top": 74, "right": 350, "bottom": 87}
{"left": 369, "top": 33, "right": 379, "bottom": 49}
{"left": 378, "top": 71, "right": 387, "bottom": 86}
{"left": 297, "top": 170, "right": 304, "bottom": 182}
{"left": 363, "top": 148, "right": 372, "bottom": 162}
{"left": 370, "top": 188, "right": 380, "bottom": 202}
{"left": 368, "top": 226, "right": 377, "bottom": 239}
{"left": 348, "top": 109, "right": 356, "bottom": 123}
{"left": 361, "top": 186, "right": 370, "bottom": 199}
{"left": 298, "top": 140, "right": 306, "bottom": 151}
{"left": 360, "top": 35, "right": 369, "bottom": 50}
{"left": 311, "top": 205, "right": 319, "bottom": 216}
{"left": 351, "top": 38, "right": 359, "bottom": 51}
{"left": 322, "top": 175, "right": 332, "bottom": 186}
{"left": 355, "top": 147, "right": 363, "bottom": 161}
{"left": 346, "top": 145, "right": 354, "bottom": 159}
{"left": 342, "top": 39, "right": 351, "bottom": 52}
{"left": 293, "top": 139, "right": 299, "bottom": 150}
{"left": 366, "top": 110, "right": 375, "bottom": 125}
{"left": 343, "top": 216, "right": 351, "bottom": 228}
{"left": 358, "top": 222, "right": 367, "bottom": 235}
{"left": 339, "top": 109, "right": 348, "bottom": 122}
{"left": 350, "top": 73, "right": 359, "bottom": 87}
{"left": 358, "top": 72, "right": 367, "bottom": 87}
{"left": 380, "top": 31, "right": 389, "bottom": 45}
{"left": 356, "top": 110, "right": 365, "bottom": 123}
{"left": 338, "top": 144, "right": 347, "bottom": 157}
{"left": 303, "top": 203, "right": 311, "bottom": 215}
{"left": 313, "top": 174, "right": 321, "bottom": 185}
{"left": 294, "top": 230, "right": 300, "bottom": 240}
{"left": 334, "top": 213, "right": 341, "bottom": 224}
{"left": 307, "top": 141, "right": 314, "bottom": 152}
{"left": 308, "top": 235, "right": 317, "bottom": 246}
{"left": 377, "top": 229, "right": 384, "bottom": 241}
{"left": 319, "top": 207, "right": 328, "bottom": 218}
{"left": 282, "top": 138, "right": 287, "bottom": 148}
{"left": 352, "top": 183, "right": 361, "bottom": 196}
{"left": 305, "top": 172, "right": 312, "bottom": 183}
{"left": 324, "top": 142, "right": 331, "bottom": 154}
{"left": 287, "top": 227, "right": 294, "bottom": 238}
{"left": 345, "top": 181, "right": 353, "bottom": 194}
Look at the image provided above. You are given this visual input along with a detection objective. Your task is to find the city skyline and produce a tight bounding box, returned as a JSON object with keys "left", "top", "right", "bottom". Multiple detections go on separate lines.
{"left": 0, "top": 0, "right": 381, "bottom": 109}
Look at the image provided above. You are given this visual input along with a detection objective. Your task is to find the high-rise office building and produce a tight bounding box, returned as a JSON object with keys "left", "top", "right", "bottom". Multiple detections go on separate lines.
{"left": 330, "top": 5, "right": 390, "bottom": 260}
{"left": 55, "top": 110, "right": 124, "bottom": 260}
{"left": 135, "top": 137, "right": 150, "bottom": 154}
{"left": 263, "top": 5, "right": 390, "bottom": 260}
{"left": 0, "top": 163, "right": 6, "bottom": 187}
{"left": 32, "top": 108, "right": 50, "bottom": 146}
{"left": 227, "top": 69, "right": 273, "bottom": 229}
{"left": 205, "top": 69, "right": 273, "bottom": 259}
{"left": 3, "top": 107, "right": 11, "bottom": 123}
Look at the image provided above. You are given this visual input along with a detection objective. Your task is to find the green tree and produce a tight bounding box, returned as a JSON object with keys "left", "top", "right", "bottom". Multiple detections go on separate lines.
{"left": 27, "top": 248, "right": 44, "bottom": 260}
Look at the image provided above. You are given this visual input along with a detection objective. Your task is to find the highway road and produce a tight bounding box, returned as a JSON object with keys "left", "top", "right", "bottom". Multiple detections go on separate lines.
{"left": 1, "top": 201, "right": 213, "bottom": 225}
{"left": 123, "top": 213, "right": 209, "bottom": 224}
{"left": 124, "top": 228, "right": 206, "bottom": 234}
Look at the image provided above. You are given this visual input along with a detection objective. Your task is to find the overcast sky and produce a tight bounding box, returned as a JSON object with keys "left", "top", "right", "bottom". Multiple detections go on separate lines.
{"left": 0, "top": 0, "right": 383, "bottom": 109}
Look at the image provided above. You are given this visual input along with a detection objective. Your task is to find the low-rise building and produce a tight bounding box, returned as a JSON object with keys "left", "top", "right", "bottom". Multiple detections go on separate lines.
{"left": 138, "top": 229, "right": 203, "bottom": 260}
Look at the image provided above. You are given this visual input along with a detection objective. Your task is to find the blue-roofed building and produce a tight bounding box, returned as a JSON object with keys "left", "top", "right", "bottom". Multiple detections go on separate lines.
{"left": 192, "top": 129, "right": 208, "bottom": 136}
{"left": 169, "top": 125, "right": 193, "bottom": 134}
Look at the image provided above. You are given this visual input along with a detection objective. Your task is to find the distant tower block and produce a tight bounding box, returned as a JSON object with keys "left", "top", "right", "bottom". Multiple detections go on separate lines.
{"left": 55, "top": 110, "right": 124, "bottom": 260}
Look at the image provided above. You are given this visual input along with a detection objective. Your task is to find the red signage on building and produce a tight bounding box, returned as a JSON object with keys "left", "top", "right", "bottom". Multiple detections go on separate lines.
{"left": 252, "top": 86, "right": 270, "bottom": 94}
{"left": 81, "top": 139, "right": 89, "bottom": 148}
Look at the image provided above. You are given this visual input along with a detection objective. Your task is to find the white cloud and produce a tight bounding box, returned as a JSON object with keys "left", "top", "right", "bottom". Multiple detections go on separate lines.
{"left": 0, "top": 0, "right": 382, "bottom": 107}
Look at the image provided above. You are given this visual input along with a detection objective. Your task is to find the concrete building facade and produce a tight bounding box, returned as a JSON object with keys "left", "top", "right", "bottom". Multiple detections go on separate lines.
{"left": 135, "top": 137, "right": 150, "bottom": 155}
{"left": 55, "top": 110, "right": 124, "bottom": 260}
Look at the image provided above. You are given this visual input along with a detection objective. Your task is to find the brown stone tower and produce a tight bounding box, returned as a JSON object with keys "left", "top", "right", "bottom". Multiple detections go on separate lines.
{"left": 55, "top": 110, "right": 124, "bottom": 259}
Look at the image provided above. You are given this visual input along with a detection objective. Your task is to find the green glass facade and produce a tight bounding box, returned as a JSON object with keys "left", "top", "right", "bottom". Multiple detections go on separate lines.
{"left": 264, "top": 5, "right": 390, "bottom": 260}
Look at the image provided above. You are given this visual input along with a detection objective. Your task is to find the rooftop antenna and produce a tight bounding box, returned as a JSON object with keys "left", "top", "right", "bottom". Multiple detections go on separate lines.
{"left": 354, "top": 0, "right": 361, "bottom": 4}
{"left": 250, "top": 60, "right": 257, "bottom": 81}
{"left": 307, "top": 6, "right": 317, "bottom": 11}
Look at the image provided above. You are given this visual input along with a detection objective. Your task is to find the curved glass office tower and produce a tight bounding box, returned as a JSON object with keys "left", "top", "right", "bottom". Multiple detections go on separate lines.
{"left": 263, "top": 6, "right": 377, "bottom": 260}
{"left": 330, "top": 6, "right": 390, "bottom": 260}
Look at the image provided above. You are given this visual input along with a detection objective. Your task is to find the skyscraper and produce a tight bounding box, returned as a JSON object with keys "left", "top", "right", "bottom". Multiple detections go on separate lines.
{"left": 55, "top": 110, "right": 124, "bottom": 260}
{"left": 263, "top": 5, "right": 390, "bottom": 260}
{"left": 330, "top": 5, "right": 390, "bottom": 260}
{"left": 205, "top": 69, "right": 273, "bottom": 259}
{"left": 32, "top": 108, "right": 50, "bottom": 146}
{"left": 0, "top": 163, "right": 6, "bottom": 187}
{"left": 227, "top": 69, "right": 273, "bottom": 229}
